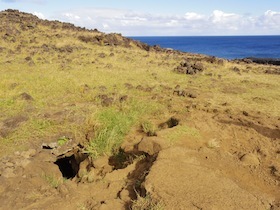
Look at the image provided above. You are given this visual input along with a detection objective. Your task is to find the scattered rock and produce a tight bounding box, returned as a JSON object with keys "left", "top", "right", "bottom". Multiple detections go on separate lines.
{"left": 187, "top": 91, "right": 197, "bottom": 99}
{"left": 232, "top": 66, "right": 241, "bottom": 73}
{"left": 243, "top": 111, "right": 249, "bottom": 116}
{"left": 18, "top": 92, "right": 34, "bottom": 101}
{"left": 98, "top": 53, "right": 106, "bottom": 58}
{"left": 244, "top": 57, "right": 280, "bottom": 66}
{"left": 173, "top": 89, "right": 186, "bottom": 97}
{"left": 124, "top": 83, "right": 133, "bottom": 89}
{"left": 101, "top": 97, "right": 114, "bottom": 107}
{"left": 174, "top": 85, "right": 180, "bottom": 89}
{"left": 159, "top": 117, "right": 180, "bottom": 129}
{"left": 265, "top": 69, "right": 280, "bottom": 75}
{"left": 119, "top": 95, "right": 128, "bottom": 102}
{"left": 174, "top": 60, "right": 205, "bottom": 75}
{"left": 42, "top": 142, "right": 58, "bottom": 149}
{"left": 98, "top": 85, "right": 107, "bottom": 92}
{"left": 270, "top": 164, "right": 280, "bottom": 179}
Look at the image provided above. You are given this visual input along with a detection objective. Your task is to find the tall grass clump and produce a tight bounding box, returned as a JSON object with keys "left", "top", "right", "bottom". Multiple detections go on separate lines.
{"left": 86, "top": 100, "right": 161, "bottom": 158}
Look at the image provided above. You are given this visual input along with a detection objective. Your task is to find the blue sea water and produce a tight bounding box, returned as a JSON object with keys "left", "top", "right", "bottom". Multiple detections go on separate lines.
{"left": 129, "top": 36, "right": 280, "bottom": 60}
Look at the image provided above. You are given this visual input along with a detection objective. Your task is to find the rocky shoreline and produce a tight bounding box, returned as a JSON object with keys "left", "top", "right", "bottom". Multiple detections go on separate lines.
{"left": 240, "top": 57, "right": 280, "bottom": 66}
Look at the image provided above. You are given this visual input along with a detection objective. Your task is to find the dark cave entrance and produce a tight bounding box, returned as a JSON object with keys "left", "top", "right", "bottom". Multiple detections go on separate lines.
{"left": 54, "top": 152, "right": 88, "bottom": 179}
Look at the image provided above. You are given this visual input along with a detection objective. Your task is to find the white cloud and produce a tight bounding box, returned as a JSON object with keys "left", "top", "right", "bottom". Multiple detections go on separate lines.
{"left": 260, "top": 10, "right": 280, "bottom": 29}
{"left": 62, "top": 13, "right": 80, "bottom": 20}
{"left": 184, "top": 12, "right": 205, "bottom": 20}
{"left": 52, "top": 8, "right": 280, "bottom": 36}
{"left": 33, "top": 11, "right": 45, "bottom": 19}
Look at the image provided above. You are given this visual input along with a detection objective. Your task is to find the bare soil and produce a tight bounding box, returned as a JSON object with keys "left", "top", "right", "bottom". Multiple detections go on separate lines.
{"left": 0, "top": 108, "right": 279, "bottom": 210}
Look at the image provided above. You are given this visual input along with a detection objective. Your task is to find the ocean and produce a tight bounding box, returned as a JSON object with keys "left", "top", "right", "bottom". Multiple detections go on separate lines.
{"left": 129, "top": 36, "right": 280, "bottom": 60}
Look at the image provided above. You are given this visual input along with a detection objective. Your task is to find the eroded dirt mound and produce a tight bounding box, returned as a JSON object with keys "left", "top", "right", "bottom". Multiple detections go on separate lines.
{"left": 0, "top": 138, "right": 157, "bottom": 210}
{"left": 145, "top": 147, "right": 273, "bottom": 210}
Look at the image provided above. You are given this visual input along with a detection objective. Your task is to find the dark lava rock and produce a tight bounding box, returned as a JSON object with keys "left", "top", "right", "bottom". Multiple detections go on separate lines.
{"left": 173, "top": 90, "right": 187, "bottom": 97}
{"left": 187, "top": 92, "right": 197, "bottom": 99}
{"left": 18, "top": 92, "right": 34, "bottom": 101}
{"left": 98, "top": 53, "right": 106, "bottom": 58}
{"left": 101, "top": 97, "right": 114, "bottom": 107}
{"left": 174, "top": 60, "right": 205, "bottom": 75}
{"left": 124, "top": 83, "right": 133, "bottom": 89}
{"left": 265, "top": 69, "right": 280, "bottom": 75}
{"left": 98, "top": 86, "right": 107, "bottom": 92}
{"left": 243, "top": 111, "right": 249, "bottom": 116}
{"left": 245, "top": 57, "right": 280, "bottom": 66}
{"left": 119, "top": 95, "right": 128, "bottom": 102}
{"left": 159, "top": 117, "right": 180, "bottom": 129}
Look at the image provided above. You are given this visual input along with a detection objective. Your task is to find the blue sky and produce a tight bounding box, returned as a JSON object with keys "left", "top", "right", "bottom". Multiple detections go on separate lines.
{"left": 1, "top": 0, "right": 280, "bottom": 35}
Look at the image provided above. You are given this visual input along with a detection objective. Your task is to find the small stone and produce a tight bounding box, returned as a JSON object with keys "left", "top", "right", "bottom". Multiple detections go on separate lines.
{"left": 243, "top": 111, "right": 249, "bottom": 116}
{"left": 19, "top": 92, "right": 34, "bottom": 101}
{"left": 188, "top": 92, "right": 197, "bottom": 99}
{"left": 240, "top": 153, "right": 260, "bottom": 166}
{"left": 42, "top": 142, "right": 58, "bottom": 149}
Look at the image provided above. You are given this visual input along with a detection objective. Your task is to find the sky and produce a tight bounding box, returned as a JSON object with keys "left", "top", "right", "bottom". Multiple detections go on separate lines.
{"left": 0, "top": 0, "right": 280, "bottom": 36}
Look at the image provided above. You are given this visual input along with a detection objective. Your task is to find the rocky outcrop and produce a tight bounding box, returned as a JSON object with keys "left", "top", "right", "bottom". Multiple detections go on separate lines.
{"left": 174, "top": 60, "right": 205, "bottom": 75}
{"left": 244, "top": 57, "right": 280, "bottom": 66}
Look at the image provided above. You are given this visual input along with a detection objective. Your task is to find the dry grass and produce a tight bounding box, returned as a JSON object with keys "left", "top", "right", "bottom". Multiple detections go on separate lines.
{"left": 131, "top": 194, "right": 164, "bottom": 210}
{"left": 0, "top": 13, "right": 279, "bottom": 158}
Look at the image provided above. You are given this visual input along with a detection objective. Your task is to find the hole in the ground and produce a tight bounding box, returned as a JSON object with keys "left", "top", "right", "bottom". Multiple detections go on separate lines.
{"left": 55, "top": 152, "right": 88, "bottom": 179}
{"left": 159, "top": 117, "right": 180, "bottom": 129}
{"left": 55, "top": 155, "right": 77, "bottom": 179}
{"left": 166, "top": 117, "right": 179, "bottom": 128}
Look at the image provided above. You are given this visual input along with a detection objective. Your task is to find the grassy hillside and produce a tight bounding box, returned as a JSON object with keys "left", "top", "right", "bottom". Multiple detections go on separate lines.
{"left": 1, "top": 9, "right": 279, "bottom": 157}
{"left": 0, "top": 9, "right": 280, "bottom": 210}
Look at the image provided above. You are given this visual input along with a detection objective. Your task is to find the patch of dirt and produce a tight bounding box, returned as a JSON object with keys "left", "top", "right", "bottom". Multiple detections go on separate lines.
{"left": 1, "top": 109, "right": 279, "bottom": 209}
{"left": 144, "top": 147, "right": 274, "bottom": 210}
{"left": 0, "top": 136, "right": 159, "bottom": 210}
{"left": 0, "top": 115, "right": 28, "bottom": 137}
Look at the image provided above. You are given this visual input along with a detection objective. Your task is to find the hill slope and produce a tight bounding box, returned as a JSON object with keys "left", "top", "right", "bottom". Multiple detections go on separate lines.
{"left": 0, "top": 9, "right": 279, "bottom": 210}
